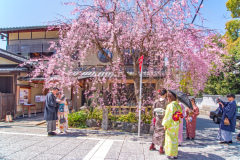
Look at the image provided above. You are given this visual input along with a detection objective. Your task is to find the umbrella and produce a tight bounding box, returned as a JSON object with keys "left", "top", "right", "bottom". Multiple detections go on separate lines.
{"left": 169, "top": 90, "right": 193, "bottom": 109}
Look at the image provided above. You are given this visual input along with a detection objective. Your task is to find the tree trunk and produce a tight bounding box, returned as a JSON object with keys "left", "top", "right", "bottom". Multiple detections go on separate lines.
{"left": 133, "top": 76, "right": 140, "bottom": 103}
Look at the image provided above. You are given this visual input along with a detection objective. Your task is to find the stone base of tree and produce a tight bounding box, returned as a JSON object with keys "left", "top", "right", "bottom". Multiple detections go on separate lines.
{"left": 86, "top": 119, "right": 151, "bottom": 133}
{"left": 86, "top": 119, "right": 101, "bottom": 127}
{"left": 108, "top": 121, "right": 151, "bottom": 133}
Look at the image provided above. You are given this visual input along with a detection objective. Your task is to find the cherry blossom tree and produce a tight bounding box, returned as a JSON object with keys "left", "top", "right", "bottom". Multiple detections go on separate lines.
{"left": 25, "top": 0, "right": 227, "bottom": 108}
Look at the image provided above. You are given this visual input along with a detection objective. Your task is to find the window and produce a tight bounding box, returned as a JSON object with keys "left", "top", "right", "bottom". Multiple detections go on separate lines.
{"left": 0, "top": 77, "right": 13, "bottom": 93}
{"left": 98, "top": 49, "right": 113, "bottom": 63}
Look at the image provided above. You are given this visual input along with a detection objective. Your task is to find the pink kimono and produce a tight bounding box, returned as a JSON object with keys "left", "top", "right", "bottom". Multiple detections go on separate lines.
{"left": 185, "top": 105, "right": 199, "bottom": 138}
{"left": 178, "top": 103, "right": 185, "bottom": 144}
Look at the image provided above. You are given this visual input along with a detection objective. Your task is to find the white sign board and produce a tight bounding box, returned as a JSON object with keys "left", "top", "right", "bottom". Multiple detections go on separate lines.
{"left": 35, "top": 95, "right": 46, "bottom": 102}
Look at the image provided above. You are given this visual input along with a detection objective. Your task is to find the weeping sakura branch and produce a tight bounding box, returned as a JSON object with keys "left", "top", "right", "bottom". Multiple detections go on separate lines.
{"left": 23, "top": 0, "right": 227, "bottom": 110}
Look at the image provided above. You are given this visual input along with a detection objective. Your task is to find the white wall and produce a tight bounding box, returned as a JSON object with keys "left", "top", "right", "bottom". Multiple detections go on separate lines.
{"left": 196, "top": 95, "right": 240, "bottom": 111}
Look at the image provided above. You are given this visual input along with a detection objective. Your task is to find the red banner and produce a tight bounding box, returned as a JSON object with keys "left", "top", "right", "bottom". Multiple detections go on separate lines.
{"left": 138, "top": 55, "right": 144, "bottom": 72}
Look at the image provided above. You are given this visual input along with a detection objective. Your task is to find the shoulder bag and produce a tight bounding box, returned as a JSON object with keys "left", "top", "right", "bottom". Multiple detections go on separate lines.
{"left": 224, "top": 117, "right": 230, "bottom": 125}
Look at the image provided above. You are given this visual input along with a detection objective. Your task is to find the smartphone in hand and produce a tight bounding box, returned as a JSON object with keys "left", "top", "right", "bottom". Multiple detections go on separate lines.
{"left": 60, "top": 95, "right": 65, "bottom": 100}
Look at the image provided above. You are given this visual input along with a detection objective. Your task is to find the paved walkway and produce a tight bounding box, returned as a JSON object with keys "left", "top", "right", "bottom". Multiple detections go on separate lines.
{"left": 0, "top": 115, "right": 240, "bottom": 160}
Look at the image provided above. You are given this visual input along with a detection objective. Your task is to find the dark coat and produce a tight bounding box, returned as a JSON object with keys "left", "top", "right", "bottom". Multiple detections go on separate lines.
{"left": 44, "top": 92, "right": 58, "bottom": 121}
{"left": 218, "top": 100, "right": 237, "bottom": 132}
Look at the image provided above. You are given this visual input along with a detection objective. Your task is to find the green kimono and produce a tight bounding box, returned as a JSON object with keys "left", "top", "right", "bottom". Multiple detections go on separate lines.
{"left": 162, "top": 101, "right": 182, "bottom": 157}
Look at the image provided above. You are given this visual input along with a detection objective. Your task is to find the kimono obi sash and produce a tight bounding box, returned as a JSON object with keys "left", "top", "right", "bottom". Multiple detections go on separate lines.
{"left": 172, "top": 111, "right": 183, "bottom": 121}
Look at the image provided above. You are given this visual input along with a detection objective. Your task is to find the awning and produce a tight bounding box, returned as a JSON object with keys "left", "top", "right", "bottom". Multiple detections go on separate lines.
{"left": 74, "top": 67, "right": 165, "bottom": 80}
{"left": 18, "top": 67, "right": 165, "bottom": 81}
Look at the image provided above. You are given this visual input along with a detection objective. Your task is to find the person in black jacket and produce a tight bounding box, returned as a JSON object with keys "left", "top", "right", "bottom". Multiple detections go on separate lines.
{"left": 217, "top": 94, "right": 237, "bottom": 144}
{"left": 44, "top": 87, "right": 59, "bottom": 136}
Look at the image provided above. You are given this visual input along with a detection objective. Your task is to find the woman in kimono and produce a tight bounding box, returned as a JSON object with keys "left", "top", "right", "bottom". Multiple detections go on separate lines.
{"left": 178, "top": 102, "right": 185, "bottom": 146}
{"left": 217, "top": 94, "right": 237, "bottom": 144}
{"left": 149, "top": 88, "right": 168, "bottom": 154}
{"left": 56, "top": 92, "right": 69, "bottom": 134}
{"left": 185, "top": 98, "right": 199, "bottom": 140}
{"left": 162, "top": 91, "right": 182, "bottom": 159}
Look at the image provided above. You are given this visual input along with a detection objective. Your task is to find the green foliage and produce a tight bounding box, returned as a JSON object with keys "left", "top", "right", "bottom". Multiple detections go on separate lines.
{"left": 68, "top": 110, "right": 88, "bottom": 127}
{"left": 108, "top": 113, "right": 119, "bottom": 121}
{"left": 226, "top": 0, "right": 240, "bottom": 18}
{"left": 118, "top": 112, "right": 137, "bottom": 123}
{"left": 88, "top": 108, "right": 103, "bottom": 121}
{"left": 225, "top": 19, "right": 240, "bottom": 42}
{"left": 204, "top": 1, "right": 240, "bottom": 95}
{"left": 204, "top": 72, "right": 240, "bottom": 95}
{"left": 69, "top": 108, "right": 152, "bottom": 128}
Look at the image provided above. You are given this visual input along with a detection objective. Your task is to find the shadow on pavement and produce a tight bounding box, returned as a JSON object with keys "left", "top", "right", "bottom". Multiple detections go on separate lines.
{"left": 178, "top": 150, "right": 225, "bottom": 160}
{"left": 0, "top": 125, "right": 12, "bottom": 128}
{"left": 56, "top": 131, "right": 88, "bottom": 137}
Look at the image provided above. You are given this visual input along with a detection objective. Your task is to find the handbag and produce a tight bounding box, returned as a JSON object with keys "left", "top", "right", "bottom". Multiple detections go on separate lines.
{"left": 224, "top": 117, "right": 230, "bottom": 125}
{"left": 5, "top": 111, "right": 13, "bottom": 122}
{"left": 59, "top": 114, "right": 66, "bottom": 124}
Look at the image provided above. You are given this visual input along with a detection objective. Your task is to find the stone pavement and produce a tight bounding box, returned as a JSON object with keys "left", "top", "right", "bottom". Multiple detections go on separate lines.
{"left": 0, "top": 115, "right": 240, "bottom": 160}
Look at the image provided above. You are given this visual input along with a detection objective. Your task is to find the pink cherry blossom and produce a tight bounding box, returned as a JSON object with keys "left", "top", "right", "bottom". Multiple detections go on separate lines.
{"left": 24, "top": 0, "right": 227, "bottom": 109}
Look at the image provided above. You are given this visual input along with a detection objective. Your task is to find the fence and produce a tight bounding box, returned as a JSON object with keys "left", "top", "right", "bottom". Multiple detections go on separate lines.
{"left": 107, "top": 106, "right": 152, "bottom": 115}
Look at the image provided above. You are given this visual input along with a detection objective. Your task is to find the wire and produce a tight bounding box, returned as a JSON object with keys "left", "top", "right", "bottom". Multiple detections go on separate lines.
{"left": 191, "top": 0, "right": 204, "bottom": 24}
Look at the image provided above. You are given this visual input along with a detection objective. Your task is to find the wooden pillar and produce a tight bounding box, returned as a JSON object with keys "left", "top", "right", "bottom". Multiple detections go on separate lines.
{"left": 72, "top": 86, "right": 78, "bottom": 111}
{"left": 14, "top": 74, "right": 17, "bottom": 118}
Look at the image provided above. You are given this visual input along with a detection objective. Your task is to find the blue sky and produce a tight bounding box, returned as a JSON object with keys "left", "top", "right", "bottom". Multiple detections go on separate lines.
{"left": 0, "top": 0, "right": 231, "bottom": 50}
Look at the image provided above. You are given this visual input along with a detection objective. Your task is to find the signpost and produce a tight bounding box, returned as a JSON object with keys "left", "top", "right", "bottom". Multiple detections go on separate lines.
{"left": 138, "top": 55, "right": 144, "bottom": 137}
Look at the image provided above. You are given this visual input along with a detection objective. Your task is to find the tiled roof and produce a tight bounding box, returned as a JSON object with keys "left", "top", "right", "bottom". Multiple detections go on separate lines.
{"left": 74, "top": 67, "right": 165, "bottom": 79}
{"left": 18, "top": 75, "right": 60, "bottom": 81}
{"left": 0, "top": 48, "right": 27, "bottom": 63}
{"left": 18, "top": 67, "right": 165, "bottom": 81}
{"left": 0, "top": 25, "right": 50, "bottom": 32}
{"left": 0, "top": 67, "right": 28, "bottom": 72}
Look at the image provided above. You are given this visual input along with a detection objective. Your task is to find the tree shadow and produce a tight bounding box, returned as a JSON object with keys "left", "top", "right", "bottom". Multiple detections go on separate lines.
{"left": 0, "top": 125, "right": 12, "bottom": 128}
{"left": 178, "top": 150, "right": 226, "bottom": 160}
{"left": 182, "top": 116, "right": 240, "bottom": 151}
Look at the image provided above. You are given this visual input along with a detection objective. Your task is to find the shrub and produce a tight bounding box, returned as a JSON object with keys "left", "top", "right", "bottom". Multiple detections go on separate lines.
{"left": 87, "top": 108, "right": 102, "bottom": 121}
{"left": 68, "top": 110, "right": 88, "bottom": 127}
{"left": 118, "top": 112, "right": 137, "bottom": 123}
{"left": 108, "top": 113, "right": 119, "bottom": 121}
